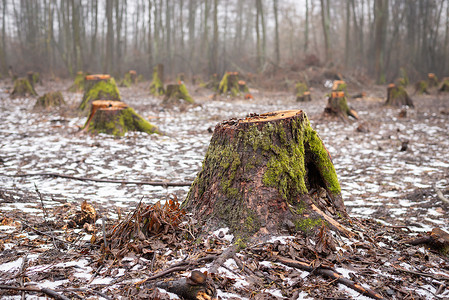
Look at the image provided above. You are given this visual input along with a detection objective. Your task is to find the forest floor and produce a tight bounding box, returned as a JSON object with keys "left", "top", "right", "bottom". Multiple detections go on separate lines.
{"left": 0, "top": 78, "right": 448, "bottom": 299}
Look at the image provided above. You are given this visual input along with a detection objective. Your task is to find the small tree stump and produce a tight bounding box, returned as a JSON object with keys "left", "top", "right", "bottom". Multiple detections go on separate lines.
{"left": 120, "top": 70, "right": 138, "bottom": 87}
{"left": 295, "top": 82, "right": 311, "bottom": 102}
{"left": 218, "top": 72, "right": 243, "bottom": 97}
{"left": 203, "top": 73, "right": 219, "bottom": 91}
{"left": 68, "top": 71, "right": 86, "bottom": 92}
{"left": 150, "top": 64, "right": 165, "bottom": 96}
{"left": 163, "top": 83, "right": 194, "bottom": 104}
{"left": 182, "top": 110, "right": 347, "bottom": 238}
{"left": 34, "top": 91, "right": 65, "bottom": 109}
{"left": 83, "top": 100, "right": 159, "bottom": 136}
{"left": 323, "top": 91, "right": 358, "bottom": 121}
{"left": 385, "top": 83, "right": 414, "bottom": 108}
{"left": 10, "top": 77, "right": 37, "bottom": 98}
{"left": 438, "top": 77, "right": 449, "bottom": 93}
{"left": 27, "top": 71, "right": 41, "bottom": 88}
{"left": 427, "top": 73, "right": 439, "bottom": 88}
{"left": 79, "top": 74, "right": 121, "bottom": 111}
{"left": 414, "top": 80, "right": 429, "bottom": 95}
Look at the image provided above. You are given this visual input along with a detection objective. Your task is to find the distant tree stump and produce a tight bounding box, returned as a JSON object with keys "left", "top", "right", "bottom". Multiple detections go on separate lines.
{"left": 10, "top": 77, "right": 37, "bottom": 98}
{"left": 438, "top": 77, "right": 449, "bottom": 93}
{"left": 427, "top": 73, "right": 439, "bottom": 88}
{"left": 218, "top": 72, "right": 243, "bottom": 97}
{"left": 83, "top": 100, "right": 159, "bottom": 136}
{"left": 120, "top": 70, "right": 138, "bottom": 87}
{"left": 332, "top": 80, "right": 347, "bottom": 94}
{"left": 27, "top": 71, "right": 41, "bottom": 88}
{"left": 323, "top": 91, "right": 358, "bottom": 122}
{"left": 385, "top": 83, "right": 414, "bottom": 108}
{"left": 68, "top": 71, "right": 86, "bottom": 92}
{"left": 295, "top": 82, "right": 311, "bottom": 102}
{"left": 183, "top": 110, "right": 348, "bottom": 238}
{"left": 396, "top": 67, "right": 409, "bottom": 87}
{"left": 150, "top": 64, "right": 165, "bottom": 96}
{"left": 414, "top": 80, "right": 429, "bottom": 95}
{"left": 79, "top": 74, "right": 121, "bottom": 111}
{"left": 204, "top": 74, "right": 219, "bottom": 91}
{"left": 163, "top": 83, "right": 194, "bottom": 104}
{"left": 34, "top": 92, "right": 65, "bottom": 109}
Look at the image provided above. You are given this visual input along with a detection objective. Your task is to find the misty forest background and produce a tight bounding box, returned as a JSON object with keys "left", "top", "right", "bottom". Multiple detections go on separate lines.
{"left": 0, "top": 0, "right": 448, "bottom": 85}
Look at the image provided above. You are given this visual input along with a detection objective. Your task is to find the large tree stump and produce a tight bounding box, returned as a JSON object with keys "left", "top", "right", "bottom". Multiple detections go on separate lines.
{"left": 414, "top": 80, "right": 429, "bottom": 95}
{"left": 83, "top": 100, "right": 159, "bottom": 136}
{"left": 10, "top": 77, "right": 37, "bottom": 98}
{"left": 182, "top": 110, "right": 348, "bottom": 238}
{"left": 323, "top": 91, "right": 358, "bottom": 122}
{"left": 295, "top": 82, "right": 311, "bottom": 102}
{"left": 34, "top": 91, "right": 65, "bottom": 109}
{"left": 120, "top": 70, "right": 138, "bottom": 87}
{"left": 385, "top": 83, "right": 414, "bottom": 108}
{"left": 79, "top": 74, "right": 121, "bottom": 111}
{"left": 150, "top": 64, "right": 165, "bottom": 96}
{"left": 163, "top": 83, "right": 194, "bottom": 104}
{"left": 27, "top": 71, "right": 41, "bottom": 88}
{"left": 68, "top": 71, "right": 86, "bottom": 92}
{"left": 332, "top": 80, "right": 347, "bottom": 94}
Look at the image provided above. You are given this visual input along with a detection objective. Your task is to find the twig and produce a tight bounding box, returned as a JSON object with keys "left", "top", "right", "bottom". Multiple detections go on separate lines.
{"left": 34, "top": 184, "right": 58, "bottom": 249}
{"left": 0, "top": 285, "right": 70, "bottom": 300}
{"left": 5, "top": 173, "right": 192, "bottom": 187}
{"left": 17, "top": 255, "right": 27, "bottom": 300}
{"left": 272, "top": 255, "right": 385, "bottom": 300}
{"left": 434, "top": 184, "right": 449, "bottom": 205}
{"left": 17, "top": 216, "right": 74, "bottom": 246}
{"left": 392, "top": 264, "right": 449, "bottom": 281}
{"left": 59, "top": 288, "right": 113, "bottom": 300}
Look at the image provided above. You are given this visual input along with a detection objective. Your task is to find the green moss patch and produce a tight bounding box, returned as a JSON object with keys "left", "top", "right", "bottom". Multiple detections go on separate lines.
{"left": 79, "top": 78, "right": 121, "bottom": 111}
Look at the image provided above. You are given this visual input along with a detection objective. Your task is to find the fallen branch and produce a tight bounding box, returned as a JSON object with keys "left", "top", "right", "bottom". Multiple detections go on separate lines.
{"left": 272, "top": 255, "right": 385, "bottom": 300}
{"left": 392, "top": 264, "right": 449, "bottom": 281}
{"left": 310, "top": 203, "right": 355, "bottom": 238}
{"left": 2, "top": 173, "right": 192, "bottom": 187}
{"left": 0, "top": 285, "right": 70, "bottom": 300}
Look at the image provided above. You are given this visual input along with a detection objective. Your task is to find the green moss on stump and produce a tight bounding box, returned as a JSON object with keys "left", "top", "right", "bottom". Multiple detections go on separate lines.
{"left": 34, "top": 91, "right": 65, "bottom": 108}
{"left": 218, "top": 72, "right": 243, "bottom": 97}
{"left": 79, "top": 76, "right": 121, "bottom": 111}
{"left": 439, "top": 78, "right": 449, "bottom": 93}
{"left": 295, "top": 82, "right": 311, "bottom": 102}
{"left": 11, "top": 77, "right": 37, "bottom": 98}
{"left": 88, "top": 106, "right": 159, "bottom": 136}
{"left": 183, "top": 110, "right": 345, "bottom": 239}
{"left": 414, "top": 80, "right": 429, "bottom": 95}
{"left": 386, "top": 84, "right": 414, "bottom": 108}
{"left": 163, "top": 83, "right": 194, "bottom": 104}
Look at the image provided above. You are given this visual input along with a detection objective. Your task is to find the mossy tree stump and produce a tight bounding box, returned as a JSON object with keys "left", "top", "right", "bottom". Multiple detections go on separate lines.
{"left": 414, "top": 80, "right": 429, "bottom": 95}
{"left": 323, "top": 91, "right": 358, "bottom": 122}
{"left": 150, "top": 64, "right": 165, "bottom": 96}
{"left": 163, "top": 83, "right": 194, "bottom": 104}
{"left": 79, "top": 74, "right": 121, "bottom": 111}
{"left": 68, "top": 71, "right": 86, "bottom": 92}
{"left": 438, "top": 77, "right": 449, "bottom": 93}
{"left": 27, "top": 71, "right": 41, "bottom": 88}
{"left": 295, "top": 82, "right": 311, "bottom": 102}
{"left": 385, "top": 83, "right": 414, "bottom": 108}
{"left": 182, "top": 110, "right": 348, "bottom": 239}
{"left": 427, "top": 73, "right": 439, "bottom": 88}
{"left": 10, "top": 77, "right": 37, "bottom": 98}
{"left": 120, "top": 70, "right": 138, "bottom": 87}
{"left": 34, "top": 91, "right": 65, "bottom": 109}
{"left": 83, "top": 100, "right": 159, "bottom": 136}
{"left": 218, "top": 72, "right": 244, "bottom": 97}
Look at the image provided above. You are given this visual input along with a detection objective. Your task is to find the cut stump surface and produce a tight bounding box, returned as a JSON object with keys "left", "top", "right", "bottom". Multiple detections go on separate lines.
{"left": 183, "top": 110, "right": 347, "bottom": 239}
{"left": 79, "top": 74, "right": 120, "bottom": 111}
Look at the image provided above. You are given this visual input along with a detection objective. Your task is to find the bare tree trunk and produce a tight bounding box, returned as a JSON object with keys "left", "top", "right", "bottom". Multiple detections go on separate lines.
{"left": 0, "top": 0, "right": 7, "bottom": 74}
{"left": 115, "top": 0, "right": 124, "bottom": 74}
{"left": 304, "top": 0, "right": 309, "bottom": 52}
{"left": 105, "top": 0, "right": 114, "bottom": 74}
{"left": 188, "top": 0, "right": 195, "bottom": 64}
{"left": 256, "top": 0, "right": 262, "bottom": 71}
{"left": 345, "top": 0, "right": 350, "bottom": 68}
{"left": 209, "top": 0, "right": 218, "bottom": 75}
{"left": 148, "top": 0, "right": 153, "bottom": 69}
{"left": 320, "top": 0, "right": 331, "bottom": 63}
{"left": 273, "top": 0, "right": 280, "bottom": 65}
{"left": 166, "top": 0, "right": 172, "bottom": 75}
{"left": 373, "top": 0, "right": 388, "bottom": 84}
{"left": 445, "top": 0, "right": 449, "bottom": 71}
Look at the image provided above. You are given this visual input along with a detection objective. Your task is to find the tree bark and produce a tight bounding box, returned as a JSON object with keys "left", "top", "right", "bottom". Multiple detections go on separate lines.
{"left": 373, "top": 0, "right": 388, "bottom": 84}
{"left": 183, "top": 110, "right": 347, "bottom": 238}
{"left": 385, "top": 83, "right": 414, "bottom": 108}
{"left": 320, "top": 0, "right": 331, "bottom": 63}
{"left": 323, "top": 91, "right": 358, "bottom": 122}
{"left": 79, "top": 74, "right": 121, "bottom": 111}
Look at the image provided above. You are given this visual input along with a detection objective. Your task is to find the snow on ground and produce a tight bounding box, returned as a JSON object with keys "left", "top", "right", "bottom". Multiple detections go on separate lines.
{"left": 1, "top": 81, "right": 449, "bottom": 299}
